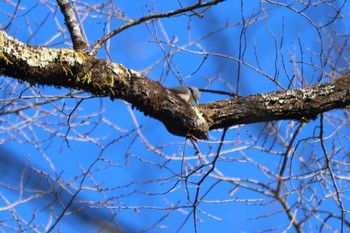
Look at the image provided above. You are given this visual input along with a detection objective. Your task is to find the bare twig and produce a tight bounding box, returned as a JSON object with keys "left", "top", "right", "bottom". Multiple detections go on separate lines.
{"left": 90, "top": 0, "right": 225, "bottom": 55}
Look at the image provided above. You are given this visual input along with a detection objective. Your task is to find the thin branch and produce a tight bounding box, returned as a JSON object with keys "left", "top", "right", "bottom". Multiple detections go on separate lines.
{"left": 274, "top": 122, "right": 305, "bottom": 233}
{"left": 276, "top": 121, "right": 304, "bottom": 194}
{"left": 320, "top": 113, "right": 345, "bottom": 233}
{"left": 46, "top": 149, "right": 105, "bottom": 232}
{"left": 90, "top": 0, "right": 225, "bottom": 55}
{"left": 192, "top": 127, "right": 227, "bottom": 232}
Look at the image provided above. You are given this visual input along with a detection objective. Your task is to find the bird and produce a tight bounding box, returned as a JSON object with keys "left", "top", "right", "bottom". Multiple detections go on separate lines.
{"left": 169, "top": 86, "right": 200, "bottom": 105}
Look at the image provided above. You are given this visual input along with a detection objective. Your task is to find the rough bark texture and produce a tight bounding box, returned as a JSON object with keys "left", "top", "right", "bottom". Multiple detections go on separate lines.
{"left": 57, "top": 0, "right": 88, "bottom": 52}
{"left": 1, "top": 30, "right": 349, "bottom": 139}
{"left": 0, "top": 30, "right": 208, "bottom": 139}
{"left": 201, "top": 75, "right": 350, "bottom": 130}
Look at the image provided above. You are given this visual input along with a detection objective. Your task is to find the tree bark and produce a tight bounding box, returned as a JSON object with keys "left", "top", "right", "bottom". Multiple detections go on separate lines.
{"left": 202, "top": 75, "right": 350, "bottom": 130}
{"left": 1, "top": 30, "right": 349, "bottom": 139}
{"left": 0, "top": 30, "right": 208, "bottom": 139}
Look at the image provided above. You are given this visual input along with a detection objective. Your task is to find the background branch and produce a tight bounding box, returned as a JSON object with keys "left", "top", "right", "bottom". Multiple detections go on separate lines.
{"left": 0, "top": 0, "right": 350, "bottom": 231}
{"left": 90, "top": 0, "right": 225, "bottom": 55}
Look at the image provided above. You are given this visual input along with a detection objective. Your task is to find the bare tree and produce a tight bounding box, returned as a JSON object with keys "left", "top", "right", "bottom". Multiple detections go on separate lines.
{"left": 0, "top": 0, "right": 349, "bottom": 232}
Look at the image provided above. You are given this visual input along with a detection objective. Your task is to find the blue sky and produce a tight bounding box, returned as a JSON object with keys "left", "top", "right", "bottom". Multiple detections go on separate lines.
{"left": 0, "top": 0, "right": 350, "bottom": 232}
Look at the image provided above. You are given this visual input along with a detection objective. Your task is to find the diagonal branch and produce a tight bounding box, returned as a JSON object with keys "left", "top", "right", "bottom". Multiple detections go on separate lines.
{"left": 57, "top": 0, "right": 88, "bottom": 52}
{"left": 90, "top": 0, "right": 225, "bottom": 55}
{"left": 0, "top": 30, "right": 208, "bottom": 139}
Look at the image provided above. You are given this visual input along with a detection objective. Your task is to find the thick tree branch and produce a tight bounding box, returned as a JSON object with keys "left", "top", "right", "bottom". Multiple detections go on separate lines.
{"left": 0, "top": 30, "right": 208, "bottom": 139}
{"left": 57, "top": 0, "right": 88, "bottom": 52}
{"left": 202, "top": 75, "right": 350, "bottom": 130}
{"left": 1, "top": 30, "right": 350, "bottom": 140}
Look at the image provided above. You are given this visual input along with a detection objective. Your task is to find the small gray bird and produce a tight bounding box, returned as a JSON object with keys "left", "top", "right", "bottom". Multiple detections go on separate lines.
{"left": 169, "top": 86, "right": 200, "bottom": 105}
